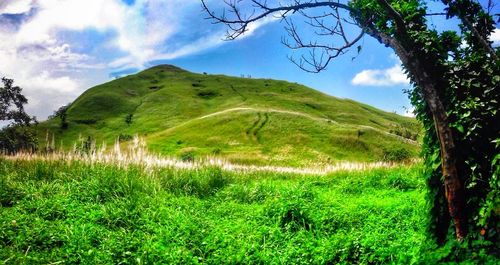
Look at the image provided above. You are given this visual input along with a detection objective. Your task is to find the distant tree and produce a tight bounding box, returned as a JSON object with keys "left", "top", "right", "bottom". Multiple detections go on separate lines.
{"left": 201, "top": 0, "right": 499, "bottom": 247}
{"left": 125, "top": 114, "right": 133, "bottom": 125}
{"left": 0, "top": 77, "right": 37, "bottom": 153}
{"left": 0, "top": 125, "right": 38, "bottom": 154}
{"left": 50, "top": 104, "right": 70, "bottom": 129}
{"left": 0, "top": 77, "right": 33, "bottom": 125}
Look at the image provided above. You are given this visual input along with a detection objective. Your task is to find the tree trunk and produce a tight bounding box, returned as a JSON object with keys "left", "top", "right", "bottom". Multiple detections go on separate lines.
{"left": 402, "top": 53, "right": 468, "bottom": 241}
{"left": 364, "top": 28, "right": 468, "bottom": 240}
{"left": 420, "top": 84, "right": 467, "bottom": 241}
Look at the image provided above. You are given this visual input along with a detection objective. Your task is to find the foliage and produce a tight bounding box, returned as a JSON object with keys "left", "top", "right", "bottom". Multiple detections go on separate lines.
{"left": 0, "top": 125, "right": 38, "bottom": 154}
{"left": 389, "top": 123, "right": 420, "bottom": 141}
{"left": 49, "top": 104, "right": 70, "bottom": 130}
{"left": 382, "top": 146, "right": 412, "bottom": 162}
{"left": 180, "top": 149, "right": 196, "bottom": 162}
{"left": 125, "top": 114, "right": 133, "bottom": 125}
{"left": 0, "top": 77, "right": 37, "bottom": 153}
{"left": 118, "top": 133, "right": 133, "bottom": 142}
{"left": 0, "top": 77, "right": 33, "bottom": 125}
{"left": 73, "top": 136, "right": 95, "bottom": 155}
{"left": 381, "top": 0, "right": 500, "bottom": 250}
{"left": 199, "top": 0, "right": 498, "bottom": 255}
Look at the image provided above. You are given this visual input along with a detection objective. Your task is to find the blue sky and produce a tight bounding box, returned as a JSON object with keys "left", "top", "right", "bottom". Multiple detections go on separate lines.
{"left": 0, "top": 0, "right": 498, "bottom": 120}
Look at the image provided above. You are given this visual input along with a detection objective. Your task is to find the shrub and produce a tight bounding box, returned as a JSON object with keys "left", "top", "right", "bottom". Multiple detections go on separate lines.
{"left": 49, "top": 104, "right": 70, "bottom": 129}
{"left": 0, "top": 176, "right": 24, "bottom": 207}
{"left": 266, "top": 188, "right": 316, "bottom": 232}
{"left": 197, "top": 90, "right": 218, "bottom": 99}
{"left": 0, "top": 125, "right": 38, "bottom": 154}
{"left": 125, "top": 114, "right": 133, "bottom": 125}
{"left": 180, "top": 150, "right": 195, "bottom": 162}
{"left": 118, "top": 134, "right": 133, "bottom": 142}
{"left": 382, "top": 147, "right": 412, "bottom": 162}
{"left": 191, "top": 83, "right": 204, "bottom": 88}
{"left": 212, "top": 148, "right": 221, "bottom": 155}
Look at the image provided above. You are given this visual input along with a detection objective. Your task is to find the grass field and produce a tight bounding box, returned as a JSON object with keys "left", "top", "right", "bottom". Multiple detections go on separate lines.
{"left": 36, "top": 65, "right": 420, "bottom": 167}
{"left": 3, "top": 158, "right": 495, "bottom": 264}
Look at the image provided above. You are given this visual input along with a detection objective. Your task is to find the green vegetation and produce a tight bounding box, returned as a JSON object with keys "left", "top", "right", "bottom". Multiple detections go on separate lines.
{"left": 1, "top": 159, "right": 496, "bottom": 264}
{"left": 37, "top": 65, "right": 420, "bottom": 167}
{"left": 0, "top": 77, "right": 38, "bottom": 154}
{"left": 201, "top": 0, "right": 499, "bottom": 244}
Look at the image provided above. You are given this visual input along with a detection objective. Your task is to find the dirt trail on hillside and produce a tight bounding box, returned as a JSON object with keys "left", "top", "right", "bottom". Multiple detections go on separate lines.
{"left": 196, "top": 107, "right": 332, "bottom": 123}
{"left": 196, "top": 107, "right": 418, "bottom": 145}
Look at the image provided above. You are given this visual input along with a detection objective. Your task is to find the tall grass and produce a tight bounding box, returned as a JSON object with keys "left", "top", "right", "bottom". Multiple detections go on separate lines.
{"left": 9, "top": 135, "right": 417, "bottom": 176}
{"left": 1, "top": 154, "right": 495, "bottom": 264}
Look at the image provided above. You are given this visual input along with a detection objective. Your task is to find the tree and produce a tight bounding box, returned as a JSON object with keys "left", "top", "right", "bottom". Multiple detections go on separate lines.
{"left": 0, "top": 125, "right": 38, "bottom": 154}
{"left": 0, "top": 77, "right": 33, "bottom": 125}
{"left": 201, "top": 0, "right": 499, "bottom": 244}
{"left": 50, "top": 104, "right": 70, "bottom": 129}
{"left": 0, "top": 77, "right": 37, "bottom": 153}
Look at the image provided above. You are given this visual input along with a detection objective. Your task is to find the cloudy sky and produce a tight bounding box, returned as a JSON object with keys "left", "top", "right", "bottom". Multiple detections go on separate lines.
{"left": 0, "top": 0, "right": 499, "bottom": 120}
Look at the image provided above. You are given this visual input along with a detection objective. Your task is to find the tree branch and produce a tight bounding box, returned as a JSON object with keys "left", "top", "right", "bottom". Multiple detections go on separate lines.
{"left": 201, "top": 0, "right": 358, "bottom": 39}
{"left": 376, "top": 0, "right": 407, "bottom": 35}
{"left": 461, "top": 16, "right": 498, "bottom": 60}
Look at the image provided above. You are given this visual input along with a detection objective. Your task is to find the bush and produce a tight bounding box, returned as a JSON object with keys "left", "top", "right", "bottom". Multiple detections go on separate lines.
{"left": 266, "top": 188, "right": 316, "bottom": 232}
{"left": 50, "top": 104, "right": 70, "bottom": 130}
{"left": 180, "top": 150, "right": 195, "bottom": 162}
{"left": 0, "top": 125, "right": 38, "bottom": 154}
{"left": 118, "top": 133, "right": 133, "bottom": 142}
{"left": 212, "top": 148, "right": 221, "bottom": 155}
{"left": 382, "top": 147, "right": 412, "bottom": 162}
{"left": 197, "top": 90, "right": 218, "bottom": 99}
{"left": 124, "top": 114, "right": 133, "bottom": 125}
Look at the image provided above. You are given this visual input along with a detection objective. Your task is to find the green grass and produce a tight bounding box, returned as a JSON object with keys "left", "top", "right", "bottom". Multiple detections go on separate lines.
{"left": 36, "top": 65, "right": 420, "bottom": 166}
{"left": 2, "top": 159, "right": 495, "bottom": 264}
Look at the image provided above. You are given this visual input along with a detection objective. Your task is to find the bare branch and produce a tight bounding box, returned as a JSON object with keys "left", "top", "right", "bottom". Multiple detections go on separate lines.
{"left": 201, "top": 0, "right": 366, "bottom": 72}
{"left": 201, "top": 0, "right": 357, "bottom": 39}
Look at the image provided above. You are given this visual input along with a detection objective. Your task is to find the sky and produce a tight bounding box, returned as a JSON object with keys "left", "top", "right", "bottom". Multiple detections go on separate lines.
{"left": 0, "top": 0, "right": 499, "bottom": 121}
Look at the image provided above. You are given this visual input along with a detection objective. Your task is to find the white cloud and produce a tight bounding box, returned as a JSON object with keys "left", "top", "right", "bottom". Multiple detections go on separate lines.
{"left": 351, "top": 64, "right": 409, "bottom": 86}
{"left": 150, "top": 16, "right": 276, "bottom": 63}
{"left": 0, "top": 0, "right": 33, "bottom": 15}
{"left": 491, "top": 28, "right": 500, "bottom": 47}
{"left": 0, "top": 42, "right": 88, "bottom": 119}
{"left": 351, "top": 28, "right": 499, "bottom": 88}
{"left": 0, "top": 0, "right": 273, "bottom": 120}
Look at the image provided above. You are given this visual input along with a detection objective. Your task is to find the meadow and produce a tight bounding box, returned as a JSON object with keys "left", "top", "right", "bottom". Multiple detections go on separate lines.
{"left": 3, "top": 157, "right": 491, "bottom": 265}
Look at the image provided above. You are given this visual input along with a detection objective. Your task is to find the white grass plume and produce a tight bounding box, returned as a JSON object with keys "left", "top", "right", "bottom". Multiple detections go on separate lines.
{"left": 5, "top": 136, "right": 418, "bottom": 175}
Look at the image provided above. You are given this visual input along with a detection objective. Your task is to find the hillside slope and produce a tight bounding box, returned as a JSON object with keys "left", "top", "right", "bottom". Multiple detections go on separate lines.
{"left": 37, "top": 65, "right": 420, "bottom": 166}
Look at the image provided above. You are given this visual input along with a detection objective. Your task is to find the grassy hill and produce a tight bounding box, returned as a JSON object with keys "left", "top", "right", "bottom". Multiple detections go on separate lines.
{"left": 37, "top": 65, "right": 420, "bottom": 166}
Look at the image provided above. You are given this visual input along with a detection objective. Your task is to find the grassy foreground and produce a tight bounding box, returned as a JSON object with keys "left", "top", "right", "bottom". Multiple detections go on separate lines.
{"left": 0, "top": 159, "right": 494, "bottom": 264}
